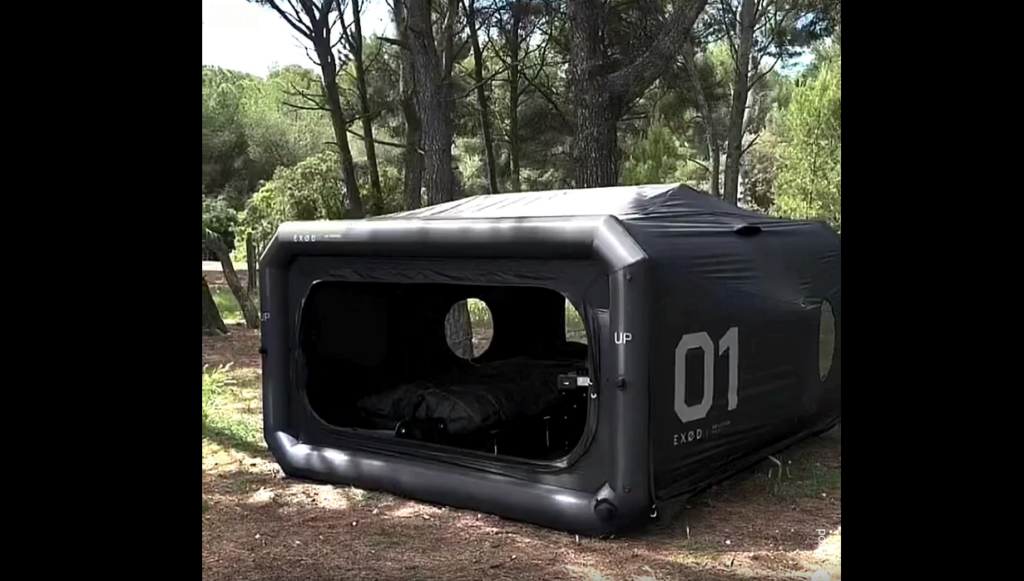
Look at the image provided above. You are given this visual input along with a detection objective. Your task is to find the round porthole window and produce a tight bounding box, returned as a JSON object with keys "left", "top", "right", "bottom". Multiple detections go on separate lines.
{"left": 445, "top": 298, "right": 493, "bottom": 359}
{"left": 819, "top": 300, "right": 836, "bottom": 381}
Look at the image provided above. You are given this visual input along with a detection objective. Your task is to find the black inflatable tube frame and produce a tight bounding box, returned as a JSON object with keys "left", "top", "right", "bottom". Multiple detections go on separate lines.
{"left": 260, "top": 216, "right": 652, "bottom": 535}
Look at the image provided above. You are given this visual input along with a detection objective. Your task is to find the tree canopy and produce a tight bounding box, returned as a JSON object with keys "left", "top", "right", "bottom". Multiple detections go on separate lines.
{"left": 203, "top": 0, "right": 842, "bottom": 263}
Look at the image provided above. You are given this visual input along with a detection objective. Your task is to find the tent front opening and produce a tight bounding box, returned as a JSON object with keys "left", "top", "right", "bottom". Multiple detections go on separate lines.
{"left": 298, "top": 279, "right": 596, "bottom": 463}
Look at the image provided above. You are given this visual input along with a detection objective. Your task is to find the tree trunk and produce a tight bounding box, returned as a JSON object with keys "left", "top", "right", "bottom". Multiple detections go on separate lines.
{"left": 259, "top": 0, "right": 365, "bottom": 216}
{"left": 566, "top": 0, "right": 707, "bottom": 189}
{"left": 245, "top": 234, "right": 257, "bottom": 295}
{"left": 317, "top": 46, "right": 365, "bottom": 218}
{"left": 466, "top": 0, "right": 500, "bottom": 195}
{"left": 402, "top": 0, "right": 471, "bottom": 347}
{"left": 682, "top": 42, "right": 720, "bottom": 198}
{"left": 571, "top": 94, "right": 620, "bottom": 188}
{"left": 567, "top": 0, "right": 621, "bottom": 188}
{"left": 394, "top": 0, "right": 424, "bottom": 211}
{"left": 202, "top": 275, "right": 229, "bottom": 335}
{"left": 710, "top": 145, "right": 722, "bottom": 197}
{"left": 507, "top": 2, "right": 522, "bottom": 192}
{"left": 445, "top": 300, "right": 476, "bottom": 359}
{"left": 407, "top": 0, "right": 458, "bottom": 205}
{"left": 401, "top": 77, "right": 424, "bottom": 210}
{"left": 203, "top": 238, "right": 260, "bottom": 329}
{"left": 351, "top": 0, "right": 383, "bottom": 213}
{"left": 723, "top": 0, "right": 755, "bottom": 205}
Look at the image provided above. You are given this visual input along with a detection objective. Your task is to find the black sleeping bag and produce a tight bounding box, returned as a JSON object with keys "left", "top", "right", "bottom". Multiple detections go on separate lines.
{"left": 356, "top": 357, "right": 580, "bottom": 436}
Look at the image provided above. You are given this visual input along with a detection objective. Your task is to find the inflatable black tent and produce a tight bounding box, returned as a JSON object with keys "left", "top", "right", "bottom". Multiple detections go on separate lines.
{"left": 258, "top": 183, "right": 841, "bottom": 536}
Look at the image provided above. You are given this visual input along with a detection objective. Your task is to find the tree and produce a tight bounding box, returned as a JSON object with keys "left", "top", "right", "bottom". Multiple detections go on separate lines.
{"left": 709, "top": 0, "right": 837, "bottom": 204}
{"left": 396, "top": 0, "right": 474, "bottom": 357}
{"left": 202, "top": 276, "right": 229, "bottom": 335}
{"left": 484, "top": 0, "right": 562, "bottom": 193}
{"left": 202, "top": 226, "right": 261, "bottom": 329}
{"left": 240, "top": 150, "right": 347, "bottom": 255}
{"left": 399, "top": 0, "right": 466, "bottom": 206}
{"left": 202, "top": 68, "right": 261, "bottom": 204}
{"left": 621, "top": 115, "right": 703, "bottom": 185}
{"left": 679, "top": 39, "right": 727, "bottom": 196}
{"left": 566, "top": 0, "right": 709, "bottom": 187}
{"left": 254, "top": 0, "right": 365, "bottom": 217}
{"left": 464, "top": 0, "right": 500, "bottom": 194}
{"left": 772, "top": 46, "right": 840, "bottom": 230}
{"left": 497, "top": 0, "right": 527, "bottom": 192}
{"left": 391, "top": 0, "right": 425, "bottom": 210}
{"left": 341, "top": 0, "right": 385, "bottom": 212}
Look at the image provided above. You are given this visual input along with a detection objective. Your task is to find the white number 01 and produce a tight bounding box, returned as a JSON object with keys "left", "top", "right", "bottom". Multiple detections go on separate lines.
{"left": 674, "top": 327, "right": 739, "bottom": 424}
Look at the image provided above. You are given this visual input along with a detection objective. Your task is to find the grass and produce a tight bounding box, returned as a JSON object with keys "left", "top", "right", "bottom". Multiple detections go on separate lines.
{"left": 210, "top": 286, "right": 244, "bottom": 325}
{"left": 784, "top": 464, "right": 842, "bottom": 499}
{"left": 201, "top": 363, "right": 266, "bottom": 457}
{"left": 202, "top": 328, "right": 841, "bottom": 580}
{"left": 752, "top": 454, "right": 842, "bottom": 500}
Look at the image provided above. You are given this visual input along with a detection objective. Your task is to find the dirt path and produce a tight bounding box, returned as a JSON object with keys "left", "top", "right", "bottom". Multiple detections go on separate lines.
{"left": 202, "top": 329, "right": 841, "bottom": 580}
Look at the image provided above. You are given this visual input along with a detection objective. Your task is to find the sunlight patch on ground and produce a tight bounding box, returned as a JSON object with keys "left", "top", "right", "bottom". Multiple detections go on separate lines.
{"left": 566, "top": 565, "right": 664, "bottom": 581}
{"left": 656, "top": 538, "right": 840, "bottom": 579}
{"left": 202, "top": 439, "right": 273, "bottom": 474}
{"left": 388, "top": 501, "right": 447, "bottom": 519}
{"left": 203, "top": 331, "right": 840, "bottom": 580}
{"left": 211, "top": 368, "right": 262, "bottom": 414}
{"left": 243, "top": 483, "right": 354, "bottom": 510}
{"left": 789, "top": 528, "right": 841, "bottom": 579}
{"left": 665, "top": 547, "right": 716, "bottom": 568}
{"left": 566, "top": 566, "right": 618, "bottom": 581}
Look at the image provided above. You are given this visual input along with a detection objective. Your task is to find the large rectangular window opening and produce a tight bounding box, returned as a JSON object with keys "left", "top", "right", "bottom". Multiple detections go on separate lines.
{"left": 297, "top": 278, "right": 599, "bottom": 464}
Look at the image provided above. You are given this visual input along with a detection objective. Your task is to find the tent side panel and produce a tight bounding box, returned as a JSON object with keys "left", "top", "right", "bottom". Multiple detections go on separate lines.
{"left": 630, "top": 221, "right": 841, "bottom": 501}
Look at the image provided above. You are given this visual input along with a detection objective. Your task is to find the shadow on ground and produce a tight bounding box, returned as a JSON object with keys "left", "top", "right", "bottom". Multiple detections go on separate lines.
{"left": 202, "top": 330, "right": 841, "bottom": 581}
{"left": 202, "top": 416, "right": 268, "bottom": 459}
{"left": 202, "top": 429, "right": 840, "bottom": 581}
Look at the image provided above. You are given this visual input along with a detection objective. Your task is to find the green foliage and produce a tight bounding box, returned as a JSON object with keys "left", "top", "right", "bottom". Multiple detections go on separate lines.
{"left": 368, "top": 159, "right": 405, "bottom": 215}
{"left": 621, "top": 116, "right": 704, "bottom": 186}
{"left": 456, "top": 136, "right": 488, "bottom": 197}
{"left": 242, "top": 66, "right": 334, "bottom": 171}
{"left": 476, "top": 24, "right": 573, "bottom": 193}
{"left": 240, "top": 151, "right": 346, "bottom": 253}
{"left": 202, "top": 64, "right": 334, "bottom": 213}
{"left": 771, "top": 50, "right": 841, "bottom": 231}
{"left": 210, "top": 285, "right": 245, "bottom": 324}
{"left": 202, "top": 11, "right": 842, "bottom": 246}
{"left": 742, "top": 132, "right": 781, "bottom": 212}
{"left": 202, "top": 196, "right": 239, "bottom": 249}
{"left": 203, "top": 68, "right": 257, "bottom": 203}
{"left": 466, "top": 298, "right": 492, "bottom": 326}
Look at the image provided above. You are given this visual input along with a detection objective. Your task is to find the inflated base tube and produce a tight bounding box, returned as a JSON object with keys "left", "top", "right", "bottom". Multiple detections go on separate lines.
{"left": 267, "top": 431, "right": 652, "bottom": 536}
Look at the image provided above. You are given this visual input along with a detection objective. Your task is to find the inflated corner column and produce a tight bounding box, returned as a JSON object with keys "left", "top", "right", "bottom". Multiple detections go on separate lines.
{"left": 592, "top": 217, "right": 651, "bottom": 526}
{"left": 257, "top": 258, "right": 293, "bottom": 466}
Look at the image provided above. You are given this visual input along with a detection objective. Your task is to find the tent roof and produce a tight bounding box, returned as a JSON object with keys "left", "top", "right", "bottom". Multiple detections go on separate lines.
{"left": 377, "top": 183, "right": 771, "bottom": 223}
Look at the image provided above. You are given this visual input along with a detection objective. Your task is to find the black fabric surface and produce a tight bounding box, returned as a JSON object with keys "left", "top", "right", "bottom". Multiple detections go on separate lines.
{"left": 356, "top": 357, "right": 579, "bottom": 435}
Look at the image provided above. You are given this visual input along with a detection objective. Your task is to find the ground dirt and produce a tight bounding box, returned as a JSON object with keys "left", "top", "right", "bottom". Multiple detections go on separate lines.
{"left": 202, "top": 327, "right": 841, "bottom": 581}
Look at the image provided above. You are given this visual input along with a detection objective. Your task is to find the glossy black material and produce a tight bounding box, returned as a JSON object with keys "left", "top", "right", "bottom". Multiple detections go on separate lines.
{"left": 259, "top": 184, "right": 842, "bottom": 535}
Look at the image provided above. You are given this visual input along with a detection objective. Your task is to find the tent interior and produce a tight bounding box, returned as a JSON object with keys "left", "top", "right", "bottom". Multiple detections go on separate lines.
{"left": 298, "top": 280, "right": 596, "bottom": 462}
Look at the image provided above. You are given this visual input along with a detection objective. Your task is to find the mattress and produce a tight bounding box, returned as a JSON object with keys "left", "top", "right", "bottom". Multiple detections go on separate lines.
{"left": 356, "top": 357, "right": 579, "bottom": 436}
